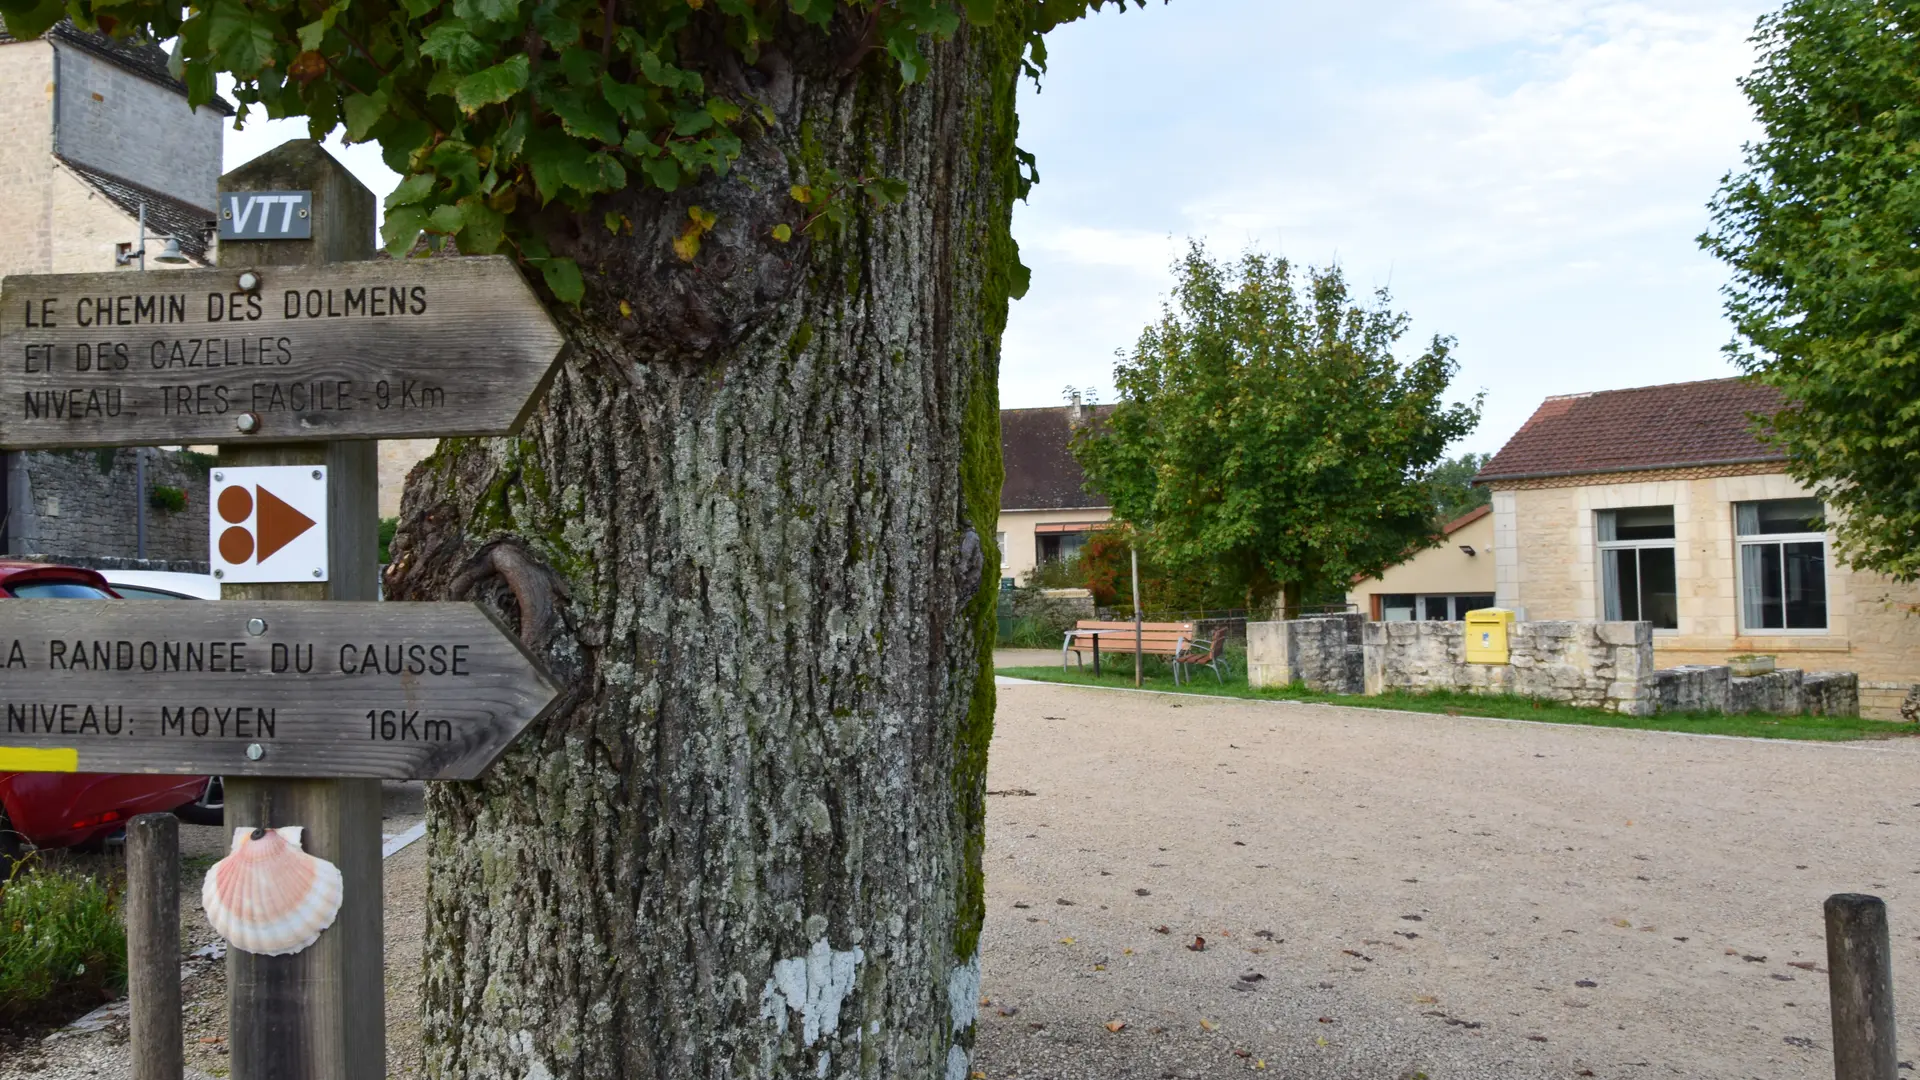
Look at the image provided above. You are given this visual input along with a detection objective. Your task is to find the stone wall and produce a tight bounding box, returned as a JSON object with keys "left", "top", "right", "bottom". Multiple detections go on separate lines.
{"left": 1247, "top": 613, "right": 1364, "bottom": 694}
{"left": 4, "top": 447, "right": 208, "bottom": 560}
{"left": 1362, "top": 619, "right": 1656, "bottom": 715}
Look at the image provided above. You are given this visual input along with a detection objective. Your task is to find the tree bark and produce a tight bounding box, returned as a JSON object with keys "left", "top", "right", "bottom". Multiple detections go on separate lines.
{"left": 385, "top": 13, "right": 1017, "bottom": 1080}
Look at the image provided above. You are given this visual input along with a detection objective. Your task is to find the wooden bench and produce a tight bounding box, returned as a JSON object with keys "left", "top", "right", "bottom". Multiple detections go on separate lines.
{"left": 1062, "top": 620, "right": 1195, "bottom": 676}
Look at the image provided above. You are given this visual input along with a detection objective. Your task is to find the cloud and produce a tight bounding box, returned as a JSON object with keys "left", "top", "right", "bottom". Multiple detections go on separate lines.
{"left": 1003, "top": 0, "right": 1774, "bottom": 451}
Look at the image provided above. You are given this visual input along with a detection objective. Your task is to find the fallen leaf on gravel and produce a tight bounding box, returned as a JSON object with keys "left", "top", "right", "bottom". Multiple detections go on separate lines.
{"left": 1123, "top": 948, "right": 1133, "bottom": 955}
{"left": 1239, "top": 971, "right": 1265, "bottom": 982}
{"left": 1442, "top": 1018, "right": 1483, "bottom": 1029}
{"left": 1135, "top": 888, "right": 1151, "bottom": 896}
{"left": 1254, "top": 929, "right": 1275, "bottom": 939}
{"left": 1743, "top": 954, "right": 1767, "bottom": 963}
{"left": 1341, "top": 949, "right": 1373, "bottom": 962}
{"left": 1056, "top": 898, "right": 1075, "bottom": 906}
{"left": 1527, "top": 1035, "right": 1547, "bottom": 1042}
{"left": 971, "top": 1072, "right": 986, "bottom": 1079}
{"left": 1577, "top": 1070, "right": 1595, "bottom": 1076}
{"left": 1317, "top": 1016, "right": 1334, "bottom": 1024}
{"left": 1674, "top": 936, "right": 1689, "bottom": 942}
{"left": 1403, "top": 877, "right": 1418, "bottom": 883}
{"left": 987, "top": 788, "right": 1037, "bottom": 796}
{"left": 1771, "top": 973, "right": 1794, "bottom": 981}
{"left": 1724, "top": 948, "right": 1740, "bottom": 955}
{"left": 980, "top": 996, "right": 992, "bottom": 1005}
{"left": 1012, "top": 902, "right": 1030, "bottom": 909}
{"left": 1149, "top": 1026, "right": 1167, "bottom": 1034}
{"left": 1105, "top": 1020, "right": 1127, "bottom": 1033}
{"left": 1396, "top": 931, "right": 1420, "bottom": 940}
{"left": 1254, "top": 1059, "right": 1266, "bottom": 1069}
{"left": 1093, "top": 964, "right": 1106, "bottom": 971}
{"left": 1783, "top": 1036, "right": 1818, "bottom": 1049}
{"left": 1415, "top": 995, "right": 1438, "bottom": 1004}
{"left": 1058, "top": 937, "right": 1076, "bottom": 945}
{"left": 1248, "top": 947, "right": 1267, "bottom": 954}
{"left": 1233, "top": 1049, "right": 1251, "bottom": 1058}
{"left": 1199, "top": 1019, "right": 1217, "bottom": 1032}
{"left": 1400, "top": 914, "right": 1423, "bottom": 921}
{"left": 1788, "top": 961, "right": 1825, "bottom": 972}
{"left": 1574, "top": 980, "right": 1597, "bottom": 988}
{"left": 1188, "top": 936, "right": 1206, "bottom": 951}
{"left": 998, "top": 1006, "right": 1019, "bottom": 1017}
{"left": 1612, "top": 919, "right": 1632, "bottom": 928}
{"left": 1318, "top": 982, "right": 1335, "bottom": 989}
{"left": 1233, "top": 840, "right": 1246, "bottom": 846}
{"left": 1154, "top": 925, "right": 1171, "bottom": 934}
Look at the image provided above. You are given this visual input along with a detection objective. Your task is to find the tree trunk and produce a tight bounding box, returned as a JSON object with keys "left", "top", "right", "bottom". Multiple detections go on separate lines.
{"left": 384, "top": 15, "right": 1019, "bottom": 1079}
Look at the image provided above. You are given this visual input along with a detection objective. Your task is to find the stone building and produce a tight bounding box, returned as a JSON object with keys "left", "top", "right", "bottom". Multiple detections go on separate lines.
{"left": 1344, "top": 504, "right": 1495, "bottom": 621}
{"left": 1477, "top": 378, "right": 1920, "bottom": 719}
{"left": 0, "top": 22, "right": 230, "bottom": 559}
{"left": 996, "top": 398, "right": 1113, "bottom": 586}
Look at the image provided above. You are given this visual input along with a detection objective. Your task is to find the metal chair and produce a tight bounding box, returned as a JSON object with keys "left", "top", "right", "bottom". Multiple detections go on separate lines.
{"left": 1173, "top": 627, "right": 1230, "bottom": 685}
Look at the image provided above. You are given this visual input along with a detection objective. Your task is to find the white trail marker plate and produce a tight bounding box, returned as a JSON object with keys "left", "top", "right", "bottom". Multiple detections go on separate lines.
{"left": 211, "top": 465, "right": 328, "bottom": 584}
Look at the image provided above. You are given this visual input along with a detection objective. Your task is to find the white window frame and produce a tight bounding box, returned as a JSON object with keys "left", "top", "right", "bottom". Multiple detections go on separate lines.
{"left": 1596, "top": 508, "right": 1679, "bottom": 632}
{"left": 1735, "top": 502, "right": 1829, "bottom": 635}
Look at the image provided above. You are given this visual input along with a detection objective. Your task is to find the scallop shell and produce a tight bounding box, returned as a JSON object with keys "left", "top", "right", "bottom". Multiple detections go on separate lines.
{"left": 201, "top": 826, "right": 343, "bottom": 956}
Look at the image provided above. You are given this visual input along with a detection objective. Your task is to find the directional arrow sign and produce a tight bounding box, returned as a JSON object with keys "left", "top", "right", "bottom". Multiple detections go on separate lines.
{"left": 0, "top": 601, "right": 560, "bottom": 780}
{"left": 0, "top": 255, "right": 566, "bottom": 449}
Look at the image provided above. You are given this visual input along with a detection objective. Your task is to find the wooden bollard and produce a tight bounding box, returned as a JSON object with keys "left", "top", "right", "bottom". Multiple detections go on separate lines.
{"left": 125, "top": 813, "right": 182, "bottom": 1080}
{"left": 1826, "top": 892, "right": 1897, "bottom": 1080}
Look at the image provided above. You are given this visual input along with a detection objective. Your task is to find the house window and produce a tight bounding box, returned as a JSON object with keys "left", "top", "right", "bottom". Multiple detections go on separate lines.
{"left": 1037, "top": 531, "right": 1089, "bottom": 564}
{"left": 1737, "top": 498, "right": 1827, "bottom": 631}
{"left": 1597, "top": 506, "right": 1677, "bottom": 629}
{"left": 995, "top": 531, "right": 1006, "bottom": 568}
{"left": 1376, "top": 594, "right": 1493, "bottom": 621}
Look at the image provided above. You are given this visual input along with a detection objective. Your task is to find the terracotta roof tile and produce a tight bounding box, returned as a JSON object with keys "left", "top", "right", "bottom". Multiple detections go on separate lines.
{"left": 1477, "top": 378, "right": 1785, "bottom": 483}
{"left": 1001, "top": 405, "right": 1111, "bottom": 511}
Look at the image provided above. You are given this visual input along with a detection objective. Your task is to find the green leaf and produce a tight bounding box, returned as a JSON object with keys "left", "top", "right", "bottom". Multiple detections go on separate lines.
{"left": 540, "top": 258, "right": 584, "bottom": 305}
{"left": 771, "top": 223, "right": 792, "bottom": 243}
{"left": 455, "top": 196, "right": 506, "bottom": 253}
{"left": 600, "top": 74, "right": 653, "bottom": 123}
{"left": 671, "top": 108, "right": 715, "bottom": 136}
{"left": 550, "top": 95, "right": 622, "bottom": 145}
{"left": 381, "top": 206, "right": 432, "bottom": 258}
{"left": 452, "top": 0, "right": 518, "bottom": 24}
{"left": 640, "top": 155, "right": 681, "bottom": 192}
{"left": 454, "top": 55, "right": 529, "bottom": 112}
{"left": 0, "top": 0, "right": 63, "bottom": 40}
{"left": 386, "top": 172, "right": 437, "bottom": 209}
{"left": 1008, "top": 257, "right": 1031, "bottom": 301}
{"left": 342, "top": 90, "right": 390, "bottom": 142}
{"left": 420, "top": 20, "right": 489, "bottom": 71}
{"left": 428, "top": 203, "right": 465, "bottom": 234}
{"left": 960, "top": 0, "right": 996, "bottom": 25}
{"left": 207, "top": 0, "right": 279, "bottom": 75}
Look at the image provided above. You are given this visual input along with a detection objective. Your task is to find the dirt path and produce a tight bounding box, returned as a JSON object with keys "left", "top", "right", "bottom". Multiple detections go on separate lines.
{"left": 971, "top": 678, "right": 1920, "bottom": 1079}
{"left": 9, "top": 687, "right": 1918, "bottom": 1078}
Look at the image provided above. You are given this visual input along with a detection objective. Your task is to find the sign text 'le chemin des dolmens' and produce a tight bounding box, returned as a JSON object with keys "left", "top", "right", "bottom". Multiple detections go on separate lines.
{"left": 0, "top": 256, "right": 566, "bottom": 449}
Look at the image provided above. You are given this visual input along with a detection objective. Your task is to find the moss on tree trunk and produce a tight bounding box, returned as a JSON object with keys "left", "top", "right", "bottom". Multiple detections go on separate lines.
{"left": 384, "top": 17, "right": 1018, "bottom": 1080}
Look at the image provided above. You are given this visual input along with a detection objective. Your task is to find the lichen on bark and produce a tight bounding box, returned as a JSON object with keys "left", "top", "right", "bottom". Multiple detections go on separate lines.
{"left": 385, "top": 12, "right": 1017, "bottom": 1078}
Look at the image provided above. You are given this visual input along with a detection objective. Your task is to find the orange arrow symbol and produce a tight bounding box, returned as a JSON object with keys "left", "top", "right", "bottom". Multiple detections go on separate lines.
{"left": 254, "top": 485, "right": 316, "bottom": 562}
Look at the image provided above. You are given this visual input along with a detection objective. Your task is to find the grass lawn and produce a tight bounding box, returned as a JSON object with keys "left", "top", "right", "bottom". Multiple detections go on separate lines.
{"left": 995, "top": 662, "right": 1920, "bottom": 743}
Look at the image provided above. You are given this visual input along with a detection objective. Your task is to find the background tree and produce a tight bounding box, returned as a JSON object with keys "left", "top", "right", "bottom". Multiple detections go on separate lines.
{"left": 1702, "top": 0, "right": 1920, "bottom": 581}
{"left": 1073, "top": 243, "right": 1481, "bottom": 618}
{"left": 1427, "top": 452, "right": 1491, "bottom": 525}
{"left": 10, "top": 0, "right": 1152, "bottom": 1076}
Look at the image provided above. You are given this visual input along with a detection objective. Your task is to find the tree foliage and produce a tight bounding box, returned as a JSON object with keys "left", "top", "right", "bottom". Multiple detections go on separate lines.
{"left": 1427, "top": 451, "right": 1491, "bottom": 525}
{"left": 6, "top": 0, "right": 1144, "bottom": 300}
{"left": 1702, "top": 0, "right": 1920, "bottom": 581}
{"left": 1073, "top": 243, "right": 1481, "bottom": 616}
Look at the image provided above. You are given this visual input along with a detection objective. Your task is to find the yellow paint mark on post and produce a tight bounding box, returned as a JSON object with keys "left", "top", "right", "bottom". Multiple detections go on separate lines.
{"left": 0, "top": 746, "right": 79, "bottom": 772}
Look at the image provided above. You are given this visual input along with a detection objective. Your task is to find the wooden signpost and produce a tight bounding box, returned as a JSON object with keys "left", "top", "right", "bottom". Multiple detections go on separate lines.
{"left": 0, "top": 141, "right": 567, "bottom": 1080}
{"left": 0, "top": 600, "right": 559, "bottom": 779}
{"left": 0, "top": 255, "right": 566, "bottom": 449}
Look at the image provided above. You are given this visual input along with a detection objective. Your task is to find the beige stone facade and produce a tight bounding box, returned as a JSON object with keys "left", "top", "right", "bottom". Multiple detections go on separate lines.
{"left": 996, "top": 506, "right": 1111, "bottom": 586}
{"left": 1345, "top": 508, "right": 1496, "bottom": 619}
{"left": 1491, "top": 469, "right": 1920, "bottom": 718}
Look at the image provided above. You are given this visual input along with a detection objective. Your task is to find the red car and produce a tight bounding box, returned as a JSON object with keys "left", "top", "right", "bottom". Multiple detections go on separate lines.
{"left": 0, "top": 561, "right": 217, "bottom": 874}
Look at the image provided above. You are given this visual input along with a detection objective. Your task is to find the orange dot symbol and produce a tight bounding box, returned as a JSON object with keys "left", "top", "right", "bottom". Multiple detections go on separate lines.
{"left": 218, "top": 485, "right": 253, "bottom": 524}
{"left": 219, "top": 526, "right": 255, "bottom": 564}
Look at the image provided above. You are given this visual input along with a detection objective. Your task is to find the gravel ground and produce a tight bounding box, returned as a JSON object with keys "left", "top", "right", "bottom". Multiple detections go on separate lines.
{"left": 971, "top": 677, "right": 1920, "bottom": 1079}
{"left": 8, "top": 680, "right": 1919, "bottom": 1079}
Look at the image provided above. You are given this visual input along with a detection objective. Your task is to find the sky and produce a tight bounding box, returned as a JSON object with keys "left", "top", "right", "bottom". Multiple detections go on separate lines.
{"left": 225, "top": 0, "right": 1777, "bottom": 457}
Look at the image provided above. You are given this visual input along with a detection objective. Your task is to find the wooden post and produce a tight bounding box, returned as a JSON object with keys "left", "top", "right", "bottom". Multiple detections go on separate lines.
{"left": 216, "top": 141, "right": 384, "bottom": 1080}
{"left": 125, "top": 813, "right": 181, "bottom": 1080}
{"left": 1826, "top": 893, "right": 1898, "bottom": 1080}
{"left": 1130, "top": 544, "right": 1142, "bottom": 688}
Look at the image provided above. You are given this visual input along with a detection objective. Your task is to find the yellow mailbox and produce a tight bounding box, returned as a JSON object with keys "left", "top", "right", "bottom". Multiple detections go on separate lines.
{"left": 1464, "top": 608, "right": 1516, "bottom": 665}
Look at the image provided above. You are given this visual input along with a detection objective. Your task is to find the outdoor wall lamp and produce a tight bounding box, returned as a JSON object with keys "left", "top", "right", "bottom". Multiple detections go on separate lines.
{"left": 1459, "top": 545, "right": 1477, "bottom": 556}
